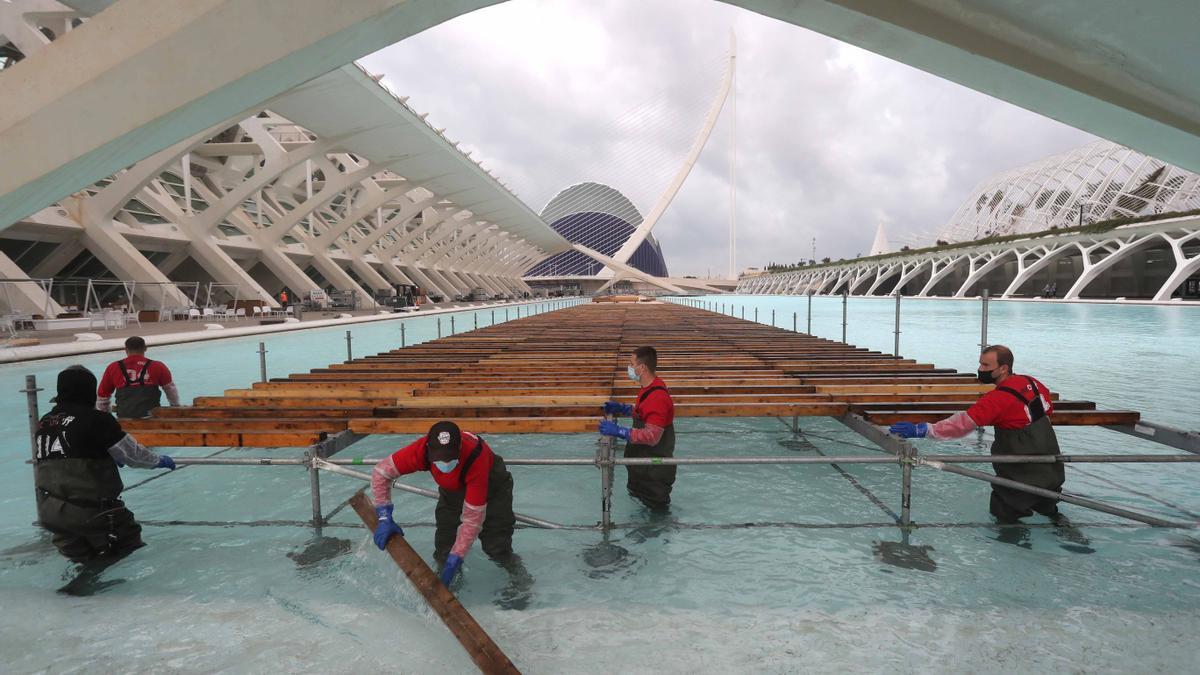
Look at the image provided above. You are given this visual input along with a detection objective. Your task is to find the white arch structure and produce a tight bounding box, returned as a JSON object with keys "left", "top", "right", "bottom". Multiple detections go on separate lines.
{"left": 738, "top": 215, "right": 1200, "bottom": 303}
{"left": 0, "top": 22, "right": 570, "bottom": 312}
{"left": 2, "top": 0, "right": 1200, "bottom": 271}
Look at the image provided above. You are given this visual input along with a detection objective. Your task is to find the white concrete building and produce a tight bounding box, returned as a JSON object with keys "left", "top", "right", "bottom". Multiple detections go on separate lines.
{"left": 0, "top": 1, "right": 573, "bottom": 314}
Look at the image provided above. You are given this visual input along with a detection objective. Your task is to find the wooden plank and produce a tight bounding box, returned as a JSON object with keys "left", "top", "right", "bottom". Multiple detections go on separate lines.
{"left": 348, "top": 492, "right": 521, "bottom": 675}
{"left": 149, "top": 302, "right": 1144, "bottom": 446}
{"left": 350, "top": 417, "right": 597, "bottom": 434}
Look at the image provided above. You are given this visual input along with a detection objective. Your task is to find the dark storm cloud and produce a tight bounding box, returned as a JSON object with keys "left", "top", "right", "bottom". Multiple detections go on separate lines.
{"left": 359, "top": 0, "right": 1096, "bottom": 276}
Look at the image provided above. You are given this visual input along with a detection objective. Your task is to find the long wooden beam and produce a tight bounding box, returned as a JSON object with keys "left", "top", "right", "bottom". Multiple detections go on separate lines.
{"left": 348, "top": 492, "right": 521, "bottom": 675}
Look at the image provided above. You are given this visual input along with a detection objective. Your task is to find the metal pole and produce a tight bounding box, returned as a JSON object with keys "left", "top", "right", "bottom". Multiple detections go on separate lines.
{"left": 841, "top": 292, "right": 849, "bottom": 343}
{"left": 899, "top": 444, "right": 913, "bottom": 527}
{"left": 308, "top": 452, "right": 323, "bottom": 529}
{"left": 171, "top": 453, "right": 1200, "bottom": 468}
{"left": 793, "top": 312, "right": 797, "bottom": 332}
{"left": 474, "top": 313, "right": 478, "bottom": 330}
{"left": 450, "top": 315, "right": 455, "bottom": 335}
{"left": 771, "top": 309, "right": 775, "bottom": 326}
{"left": 506, "top": 308, "right": 510, "bottom": 321}
{"left": 920, "top": 458, "right": 1181, "bottom": 527}
{"left": 980, "top": 288, "right": 990, "bottom": 348}
{"left": 257, "top": 342, "right": 267, "bottom": 383}
{"left": 24, "top": 374, "right": 41, "bottom": 515}
{"left": 893, "top": 293, "right": 901, "bottom": 357}
{"left": 313, "top": 459, "right": 564, "bottom": 529}
{"left": 345, "top": 330, "right": 353, "bottom": 361}
{"left": 401, "top": 322, "right": 406, "bottom": 348}
{"left": 754, "top": 307, "right": 758, "bottom": 322}
{"left": 437, "top": 317, "right": 441, "bottom": 338}
{"left": 806, "top": 293, "right": 812, "bottom": 333}
{"left": 491, "top": 309, "right": 495, "bottom": 325}
{"left": 741, "top": 305, "right": 744, "bottom": 319}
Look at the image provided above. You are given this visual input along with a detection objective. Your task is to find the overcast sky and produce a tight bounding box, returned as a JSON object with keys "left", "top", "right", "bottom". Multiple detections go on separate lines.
{"left": 359, "top": 0, "right": 1097, "bottom": 277}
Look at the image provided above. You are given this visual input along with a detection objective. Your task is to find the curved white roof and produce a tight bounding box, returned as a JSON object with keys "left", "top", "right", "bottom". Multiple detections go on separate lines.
{"left": 940, "top": 141, "right": 1200, "bottom": 243}
{"left": 540, "top": 182, "right": 643, "bottom": 227}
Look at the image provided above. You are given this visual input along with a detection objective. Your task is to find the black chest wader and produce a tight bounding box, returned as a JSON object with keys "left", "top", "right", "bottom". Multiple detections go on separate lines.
{"left": 624, "top": 386, "right": 677, "bottom": 510}
{"left": 113, "top": 360, "right": 163, "bottom": 419}
{"left": 989, "top": 378, "right": 1065, "bottom": 523}
{"left": 431, "top": 436, "right": 517, "bottom": 564}
{"left": 34, "top": 458, "right": 143, "bottom": 562}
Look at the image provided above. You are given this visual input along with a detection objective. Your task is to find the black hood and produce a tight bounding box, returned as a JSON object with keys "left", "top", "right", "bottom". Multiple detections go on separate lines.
{"left": 54, "top": 366, "right": 98, "bottom": 407}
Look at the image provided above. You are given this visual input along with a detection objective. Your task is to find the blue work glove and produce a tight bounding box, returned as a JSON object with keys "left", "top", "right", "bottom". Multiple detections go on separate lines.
{"left": 602, "top": 400, "right": 633, "bottom": 416}
{"left": 373, "top": 504, "right": 404, "bottom": 550}
{"left": 155, "top": 455, "right": 176, "bottom": 470}
{"left": 889, "top": 422, "right": 928, "bottom": 439}
{"left": 598, "top": 419, "right": 631, "bottom": 441}
{"left": 440, "top": 553, "right": 464, "bottom": 586}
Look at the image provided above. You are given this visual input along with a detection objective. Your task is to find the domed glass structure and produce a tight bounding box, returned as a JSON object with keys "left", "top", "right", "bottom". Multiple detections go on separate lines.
{"left": 526, "top": 182, "right": 669, "bottom": 277}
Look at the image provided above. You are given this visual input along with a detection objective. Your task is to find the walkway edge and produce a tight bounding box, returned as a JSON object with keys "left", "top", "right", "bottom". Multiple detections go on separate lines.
{"left": 0, "top": 300, "right": 560, "bottom": 364}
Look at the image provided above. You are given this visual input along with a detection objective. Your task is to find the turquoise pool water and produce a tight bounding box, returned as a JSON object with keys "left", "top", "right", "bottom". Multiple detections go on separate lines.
{"left": 1, "top": 296, "right": 1197, "bottom": 673}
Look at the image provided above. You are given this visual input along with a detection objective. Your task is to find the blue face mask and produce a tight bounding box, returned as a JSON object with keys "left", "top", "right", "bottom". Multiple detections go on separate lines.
{"left": 627, "top": 365, "right": 639, "bottom": 382}
{"left": 433, "top": 459, "right": 459, "bottom": 473}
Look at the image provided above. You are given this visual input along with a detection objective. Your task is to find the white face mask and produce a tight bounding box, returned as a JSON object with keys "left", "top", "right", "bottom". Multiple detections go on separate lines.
{"left": 627, "top": 365, "right": 639, "bottom": 382}
{"left": 433, "top": 459, "right": 459, "bottom": 473}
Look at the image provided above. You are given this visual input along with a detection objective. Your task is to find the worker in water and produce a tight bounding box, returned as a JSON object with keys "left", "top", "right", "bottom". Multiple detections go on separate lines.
{"left": 35, "top": 366, "right": 176, "bottom": 572}
{"left": 370, "top": 421, "right": 523, "bottom": 590}
{"left": 889, "top": 345, "right": 1071, "bottom": 526}
{"left": 96, "top": 336, "right": 181, "bottom": 419}
{"left": 599, "top": 346, "right": 677, "bottom": 511}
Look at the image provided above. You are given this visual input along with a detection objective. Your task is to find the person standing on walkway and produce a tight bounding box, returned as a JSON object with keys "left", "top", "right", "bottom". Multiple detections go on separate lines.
{"left": 279, "top": 289, "right": 289, "bottom": 305}
{"left": 96, "top": 336, "right": 181, "bottom": 419}
{"left": 370, "top": 421, "right": 528, "bottom": 598}
{"left": 36, "top": 366, "right": 175, "bottom": 590}
{"left": 888, "top": 345, "right": 1070, "bottom": 524}
{"left": 599, "top": 346, "right": 677, "bottom": 511}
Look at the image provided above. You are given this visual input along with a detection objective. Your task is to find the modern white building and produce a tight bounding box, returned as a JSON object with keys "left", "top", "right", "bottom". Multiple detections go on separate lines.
{"left": 0, "top": 1, "right": 574, "bottom": 316}
{"left": 739, "top": 142, "right": 1200, "bottom": 302}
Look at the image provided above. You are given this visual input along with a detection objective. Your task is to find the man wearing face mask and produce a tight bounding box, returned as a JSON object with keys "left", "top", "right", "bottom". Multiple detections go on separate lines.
{"left": 369, "top": 421, "right": 520, "bottom": 588}
{"left": 888, "top": 345, "right": 1066, "bottom": 524}
{"left": 598, "top": 346, "right": 677, "bottom": 511}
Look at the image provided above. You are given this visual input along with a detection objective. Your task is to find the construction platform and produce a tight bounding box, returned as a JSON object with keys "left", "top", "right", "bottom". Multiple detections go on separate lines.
{"left": 125, "top": 302, "right": 1140, "bottom": 447}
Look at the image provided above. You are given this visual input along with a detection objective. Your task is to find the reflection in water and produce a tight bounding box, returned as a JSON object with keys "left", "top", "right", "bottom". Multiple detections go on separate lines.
{"left": 581, "top": 533, "right": 644, "bottom": 580}
{"left": 287, "top": 534, "right": 354, "bottom": 570}
{"left": 873, "top": 539, "right": 937, "bottom": 572}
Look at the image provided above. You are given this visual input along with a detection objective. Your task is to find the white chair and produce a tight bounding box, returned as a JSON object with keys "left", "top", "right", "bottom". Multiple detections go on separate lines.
{"left": 235, "top": 308, "right": 246, "bottom": 321}
{"left": 251, "top": 305, "right": 263, "bottom": 317}
{"left": 284, "top": 306, "right": 294, "bottom": 315}
{"left": 202, "top": 308, "right": 216, "bottom": 320}
{"left": 187, "top": 308, "right": 201, "bottom": 322}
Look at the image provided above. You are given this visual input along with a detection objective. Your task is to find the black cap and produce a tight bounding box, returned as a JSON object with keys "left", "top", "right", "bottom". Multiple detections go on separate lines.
{"left": 426, "top": 421, "right": 462, "bottom": 461}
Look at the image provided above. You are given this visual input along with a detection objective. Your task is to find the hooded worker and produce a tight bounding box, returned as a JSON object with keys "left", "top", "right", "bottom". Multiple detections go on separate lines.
{"left": 35, "top": 366, "right": 176, "bottom": 564}
{"left": 370, "top": 421, "right": 521, "bottom": 587}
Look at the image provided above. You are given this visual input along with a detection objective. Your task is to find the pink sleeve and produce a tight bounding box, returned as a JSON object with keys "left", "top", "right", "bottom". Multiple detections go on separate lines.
{"left": 371, "top": 456, "right": 401, "bottom": 506}
{"left": 927, "top": 411, "right": 979, "bottom": 440}
{"left": 450, "top": 502, "right": 486, "bottom": 558}
{"left": 629, "top": 423, "right": 664, "bottom": 446}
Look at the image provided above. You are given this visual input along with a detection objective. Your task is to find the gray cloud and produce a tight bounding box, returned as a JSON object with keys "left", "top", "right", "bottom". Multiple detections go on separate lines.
{"left": 359, "top": 0, "right": 1096, "bottom": 276}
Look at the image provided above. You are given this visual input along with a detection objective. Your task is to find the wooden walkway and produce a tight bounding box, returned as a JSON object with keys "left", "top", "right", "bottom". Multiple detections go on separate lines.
{"left": 126, "top": 302, "right": 1140, "bottom": 447}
